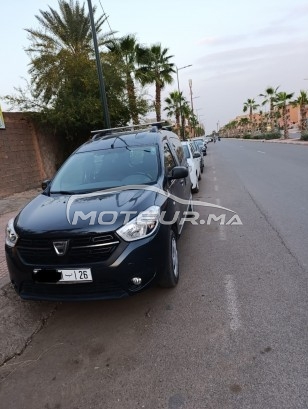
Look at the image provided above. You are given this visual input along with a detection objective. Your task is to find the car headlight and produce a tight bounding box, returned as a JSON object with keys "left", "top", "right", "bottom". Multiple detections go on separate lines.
{"left": 117, "top": 206, "right": 160, "bottom": 242}
{"left": 6, "top": 218, "right": 19, "bottom": 247}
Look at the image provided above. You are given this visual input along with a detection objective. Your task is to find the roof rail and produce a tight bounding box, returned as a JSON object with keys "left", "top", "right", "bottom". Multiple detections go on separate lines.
{"left": 91, "top": 121, "right": 170, "bottom": 141}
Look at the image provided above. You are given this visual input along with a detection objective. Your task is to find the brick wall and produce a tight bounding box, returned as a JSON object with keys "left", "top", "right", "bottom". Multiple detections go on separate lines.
{"left": 0, "top": 112, "right": 62, "bottom": 198}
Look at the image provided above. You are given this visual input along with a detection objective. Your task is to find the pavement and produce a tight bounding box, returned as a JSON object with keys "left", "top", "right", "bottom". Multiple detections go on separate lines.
{"left": 0, "top": 187, "right": 57, "bottom": 367}
{"left": 232, "top": 137, "right": 308, "bottom": 146}
{"left": 0, "top": 188, "right": 41, "bottom": 288}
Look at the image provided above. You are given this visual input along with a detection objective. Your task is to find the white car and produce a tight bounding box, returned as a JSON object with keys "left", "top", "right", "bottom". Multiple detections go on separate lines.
{"left": 181, "top": 141, "right": 201, "bottom": 193}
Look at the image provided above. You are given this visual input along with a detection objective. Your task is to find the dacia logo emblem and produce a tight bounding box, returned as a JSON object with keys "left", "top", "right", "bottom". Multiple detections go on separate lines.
{"left": 53, "top": 241, "right": 69, "bottom": 256}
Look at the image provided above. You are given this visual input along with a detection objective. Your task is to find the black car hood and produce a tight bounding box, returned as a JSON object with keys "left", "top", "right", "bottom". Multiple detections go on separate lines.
{"left": 15, "top": 187, "right": 166, "bottom": 236}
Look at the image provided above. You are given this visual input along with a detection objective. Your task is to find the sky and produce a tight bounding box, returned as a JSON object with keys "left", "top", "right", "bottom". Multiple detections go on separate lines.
{"left": 1, "top": 0, "right": 308, "bottom": 133}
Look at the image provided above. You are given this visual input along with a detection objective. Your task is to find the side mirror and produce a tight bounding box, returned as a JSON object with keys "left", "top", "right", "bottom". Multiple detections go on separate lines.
{"left": 193, "top": 152, "right": 201, "bottom": 158}
{"left": 42, "top": 179, "right": 51, "bottom": 191}
{"left": 169, "top": 166, "right": 188, "bottom": 179}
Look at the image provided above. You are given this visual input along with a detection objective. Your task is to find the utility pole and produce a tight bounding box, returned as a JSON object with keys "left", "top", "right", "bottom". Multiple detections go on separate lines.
{"left": 188, "top": 79, "right": 194, "bottom": 137}
{"left": 176, "top": 64, "right": 192, "bottom": 139}
{"left": 87, "top": 0, "right": 111, "bottom": 129}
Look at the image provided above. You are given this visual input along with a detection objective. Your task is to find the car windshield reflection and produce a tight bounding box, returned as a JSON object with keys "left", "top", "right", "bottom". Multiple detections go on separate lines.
{"left": 50, "top": 146, "right": 159, "bottom": 194}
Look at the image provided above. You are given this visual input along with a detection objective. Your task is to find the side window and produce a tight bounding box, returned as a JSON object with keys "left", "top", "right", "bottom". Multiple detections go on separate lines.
{"left": 190, "top": 143, "right": 196, "bottom": 154}
{"left": 163, "top": 144, "right": 176, "bottom": 174}
{"left": 170, "top": 137, "right": 184, "bottom": 164}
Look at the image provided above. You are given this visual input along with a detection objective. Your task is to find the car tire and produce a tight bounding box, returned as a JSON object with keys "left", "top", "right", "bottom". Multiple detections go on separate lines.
{"left": 198, "top": 171, "right": 202, "bottom": 181}
{"left": 201, "top": 165, "right": 204, "bottom": 174}
{"left": 192, "top": 179, "right": 199, "bottom": 193}
{"left": 158, "top": 229, "right": 179, "bottom": 288}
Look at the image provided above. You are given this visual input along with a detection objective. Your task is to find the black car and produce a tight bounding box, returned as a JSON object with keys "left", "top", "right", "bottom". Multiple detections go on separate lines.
{"left": 5, "top": 125, "right": 191, "bottom": 301}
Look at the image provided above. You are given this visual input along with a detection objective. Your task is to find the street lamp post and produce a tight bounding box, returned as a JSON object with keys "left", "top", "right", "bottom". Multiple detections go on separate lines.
{"left": 87, "top": 0, "right": 111, "bottom": 129}
{"left": 188, "top": 79, "right": 195, "bottom": 137}
{"left": 176, "top": 64, "right": 192, "bottom": 139}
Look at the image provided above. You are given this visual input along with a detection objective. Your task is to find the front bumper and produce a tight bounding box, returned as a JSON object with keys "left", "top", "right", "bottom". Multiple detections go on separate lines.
{"left": 5, "top": 225, "right": 170, "bottom": 301}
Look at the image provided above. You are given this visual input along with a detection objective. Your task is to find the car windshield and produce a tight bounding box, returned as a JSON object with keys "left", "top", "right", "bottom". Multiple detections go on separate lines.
{"left": 182, "top": 144, "right": 191, "bottom": 159}
{"left": 50, "top": 145, "right": 159, "bottom": 194}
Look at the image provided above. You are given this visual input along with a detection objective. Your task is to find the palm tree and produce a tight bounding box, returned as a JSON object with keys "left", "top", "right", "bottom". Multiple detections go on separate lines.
{"left": 137, "top": 43, "right": 175, "bottom": 122}
{"left": 181, "top": 100, "right": 193, "bottom": 138}
{"left": 243, "top": 98, "right": 259, "bottom": 132}
{"left": 238, "top": 117, "right": 249, "bottom": 135}
{"left": 107, "top": 35, "right": 141, "bottom": 124}
{"left": 259, "top": 86, "right": 279, "bottom": 131}
{"left": 291, "top": 90, "right": 308, "bottom": 135}
{"left": 25, "top": 0, "right": 112, "bottom": 104}
{"left": 274, "top": 91, "right": 294, "bottom": 139}
{"left": 164, "top": 91, "right": 184, "bottom": 132}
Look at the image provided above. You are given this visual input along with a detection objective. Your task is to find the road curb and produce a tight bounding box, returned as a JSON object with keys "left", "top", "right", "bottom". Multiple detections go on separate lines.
{"left": 226, "top": 138, "right": 308, "bottom": 146}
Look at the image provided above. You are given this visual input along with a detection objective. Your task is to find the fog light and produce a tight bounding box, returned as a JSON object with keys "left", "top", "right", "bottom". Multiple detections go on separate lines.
{"left": 131, "top": 277, "right": 142, "bottom": 285}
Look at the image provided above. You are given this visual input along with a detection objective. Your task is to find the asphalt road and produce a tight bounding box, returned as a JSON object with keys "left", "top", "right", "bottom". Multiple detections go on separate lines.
{"left": 0, "top": 140, "right": 308, "bottom": 409}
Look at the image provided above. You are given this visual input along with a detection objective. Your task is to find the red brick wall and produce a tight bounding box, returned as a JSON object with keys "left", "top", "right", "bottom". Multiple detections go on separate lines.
{"left": 0, "top": 112, "right": 62, "bottom": 198}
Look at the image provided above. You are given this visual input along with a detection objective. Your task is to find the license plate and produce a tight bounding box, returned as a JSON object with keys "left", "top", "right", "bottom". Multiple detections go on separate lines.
{"left": 57, "top": 268, "right": 92, "bottom": 282}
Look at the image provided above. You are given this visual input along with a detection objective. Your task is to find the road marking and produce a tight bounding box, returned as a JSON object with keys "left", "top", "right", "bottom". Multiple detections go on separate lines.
{"left": 257, "top": 150, "right": 266, "bottom": 154}
{"left": 216, "top": 199, "right": 226, "bottom": 240}
{"left": 225, "top": 275, "right": 241, "bottom": 331}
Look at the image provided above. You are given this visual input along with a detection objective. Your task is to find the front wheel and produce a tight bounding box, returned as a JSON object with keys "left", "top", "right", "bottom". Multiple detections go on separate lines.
{"left": 158, "top": 229, "right": 179, "bottom": 288}
{"left": 192, "top": 179, "right": 199, "bottom": 193}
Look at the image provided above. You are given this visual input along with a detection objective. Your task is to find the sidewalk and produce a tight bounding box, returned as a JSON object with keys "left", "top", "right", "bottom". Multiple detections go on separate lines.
{"left": 230, "top": 137, "right": 308, "bottom": 146}
{"left": 266, "top": 138, "right": 308, "bottom": 146}
{"left": 0, "top": 188, "right": 41, "bottom": 287}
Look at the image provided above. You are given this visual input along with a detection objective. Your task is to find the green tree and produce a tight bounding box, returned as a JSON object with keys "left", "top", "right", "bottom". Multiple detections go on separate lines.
{"left": 137, "top": 43, "right": 175, "bottom": 122}
{"left": 25, "top": 0, "right": 112, "bottom": 104}
{"left": 164, "top": 91, "right": 184, "bottom": 132}
{"left": 238, "top": 117, "right": 249, "bottom": 135}
{"left": 107, "top": 35, "right": 148, "bottom": 124}
{"left": 291, "top": 90, "right": 308, "bottom": 135}
{"left": 243, "top": 98, "right": 259, "bottom": 131}
{"left": 181, "top": 100, "right": 193, "bottom": 138}
{"left": 259, "top": 86, "right": 279, "bottom": 131}
{"left": 275, "top": 91, "right": 294, "bottom": 139}
{"left": 5, "top": 0, "right": 130, "bottom": 152}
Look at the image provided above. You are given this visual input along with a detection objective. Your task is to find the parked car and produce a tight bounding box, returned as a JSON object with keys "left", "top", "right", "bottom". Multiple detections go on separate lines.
{"left": 192, "top": 137, "right": 207, "bottom": 157}
{"left": 5, "top": 124, "right": 192, "bottom": 301}
{"left": 190, "top": 139, "right": 205, "bottom": 173}
{"left": 181, "top": 141, "right": 201, "bottom": 193}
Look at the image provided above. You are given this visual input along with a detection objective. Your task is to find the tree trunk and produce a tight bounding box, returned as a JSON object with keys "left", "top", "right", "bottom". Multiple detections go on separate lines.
{"left": 283, "top": 106, "right": 289, "bottom": 139}
{"left": 300, "top": 106, "right": 307, "bottom": 132}
{"left": 126, "top": 74, "right": 139, "bottom": 125}
{"left": 155, "top": 82, "right": 161, "bottom": 122}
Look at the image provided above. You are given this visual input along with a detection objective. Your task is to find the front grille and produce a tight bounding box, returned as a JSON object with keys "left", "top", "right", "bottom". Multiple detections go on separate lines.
{"left": 17, "top": 234, "right": 120, "bottom": 265}
{"left": 20, "top": 280, "right": 128, "bottom": 300}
